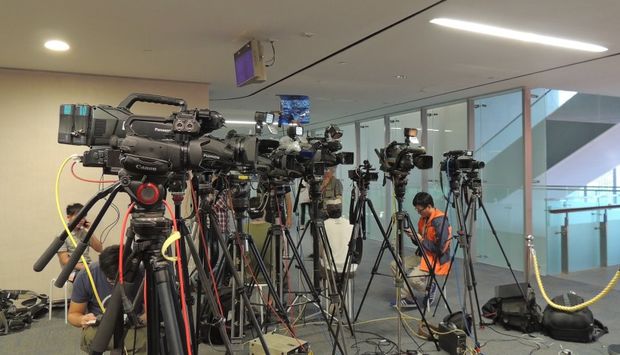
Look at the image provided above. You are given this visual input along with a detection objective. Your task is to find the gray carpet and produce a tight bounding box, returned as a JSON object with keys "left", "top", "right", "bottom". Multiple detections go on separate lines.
{"left": 2, "top": 239, "right": 618, "bottom": 354}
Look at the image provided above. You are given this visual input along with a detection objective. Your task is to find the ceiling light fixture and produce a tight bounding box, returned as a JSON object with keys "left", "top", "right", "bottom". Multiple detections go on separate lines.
{"left": 225, "top": 120, "right": 256, "bottom": 125}
{"left": 430, "top": 18, "right": 608, "bottom": 53}
{"left": 44, "top": 39, "right": 70, "bottom": 51}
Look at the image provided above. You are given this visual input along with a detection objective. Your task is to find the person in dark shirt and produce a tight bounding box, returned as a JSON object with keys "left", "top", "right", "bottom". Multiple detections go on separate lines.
{"left": 68, "top": 245, "right": 146, "bottom": 354}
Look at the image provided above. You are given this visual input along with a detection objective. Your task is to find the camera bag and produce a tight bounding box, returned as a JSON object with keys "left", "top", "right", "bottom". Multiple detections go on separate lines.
{"left": 0, "top": 290, "right": 48, "bottom": 335}
{"left": 542, "top": 292, "right": 608, "bottom": 343}
{"left": 482, "top": 285, "right": 542, "bottom": 333}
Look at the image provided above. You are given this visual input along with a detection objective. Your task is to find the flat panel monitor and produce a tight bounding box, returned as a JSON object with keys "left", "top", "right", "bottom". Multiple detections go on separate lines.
{"left": 279, "top": 95, "right": 310, "bottom": 125}
{"left": 234, "top": 40, "right": 266, "bottom": 87}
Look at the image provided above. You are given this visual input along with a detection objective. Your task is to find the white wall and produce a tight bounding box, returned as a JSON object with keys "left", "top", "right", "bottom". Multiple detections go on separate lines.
{"left": 0, "top": 68, "right": 209, "bottom": 294}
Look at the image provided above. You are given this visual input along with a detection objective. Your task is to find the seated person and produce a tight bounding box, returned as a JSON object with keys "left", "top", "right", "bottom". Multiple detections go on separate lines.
{"left": 68, "top": 245, "right": 146, "bottom": 354}
{"left": 320, "top": 198, "right": 357, "bottom": 276}
{"left": 247, "top": 196, "right": 273, "bottom": 280}
{"left": 390, "top": 192, "right": 451, "bottom": 308}
{"left": 57, "top": 203, "right": 103, "bottom": 281}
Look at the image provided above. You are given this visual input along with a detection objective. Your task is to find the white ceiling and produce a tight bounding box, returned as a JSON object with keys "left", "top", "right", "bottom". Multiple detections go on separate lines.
{"left": 2, "top": 0, "right": 620, "bottom": 127}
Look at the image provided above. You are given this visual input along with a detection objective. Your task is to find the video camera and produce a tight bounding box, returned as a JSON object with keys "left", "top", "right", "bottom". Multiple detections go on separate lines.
{"left": 440, "top": 150, "right": 485, "bottom": 175}
{"left": 348, "top": 160, "right": 379, "bottom": 185}
{"left": 57, "top": 93, "right": 273, "bottom": 175}
{"left": 260, "top": 124, "right": 354, "bottom": 180}
{"left": 375, "top": 128, "right": 432, "bottom": 174}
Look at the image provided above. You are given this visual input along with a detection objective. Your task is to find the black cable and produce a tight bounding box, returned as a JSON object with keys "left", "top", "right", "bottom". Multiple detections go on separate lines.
{"left": 265, "top": 41, "right": 276, "bottom": 67}
{"left": 100, "top": 202, "right": 120, "bottom": 244}
{"left": 351, "top": 329, "right": 399, "bottom": 355}
{"left": 211, "top": 0, "right": 446, "bottom": 101}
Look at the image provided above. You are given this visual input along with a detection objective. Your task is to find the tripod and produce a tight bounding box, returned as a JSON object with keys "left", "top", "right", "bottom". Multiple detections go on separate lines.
{"left": 261, "top": 181, "right": 354, "bottom": 354}
{"left": 432, "top": 168, "right": 528, "bottom": 347}
{"left": 285, "top": 176, "right": 353, "bottom": 354}
{"left": 35, "top": 172, "right": 271, "bottom": 355}
{"left": 224, "top": 177, "right": 298, "bottom": 341}
{"left": 354, "top": 171, "right": 446, "bottom": 351}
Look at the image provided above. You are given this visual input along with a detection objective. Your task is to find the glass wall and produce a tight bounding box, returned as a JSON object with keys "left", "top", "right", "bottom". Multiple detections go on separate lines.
{"left": 359, "top": 118, "right": 387, "bottom": 241}
{"left": 426, "top": 102, "right": 468, "bottom": 196}
{"left": 532, "top": 89, "right": 620, "bottom": 273}
{"left": 303, "top": 87, "right": 620, "bottom": 276}
{"left": 473, "top": 90, "right": 525, "bottom": 270}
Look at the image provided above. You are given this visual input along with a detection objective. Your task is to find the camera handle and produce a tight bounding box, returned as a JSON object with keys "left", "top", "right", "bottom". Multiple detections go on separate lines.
{"left": 119, "top": 93, "right": 187, "bottom": 112}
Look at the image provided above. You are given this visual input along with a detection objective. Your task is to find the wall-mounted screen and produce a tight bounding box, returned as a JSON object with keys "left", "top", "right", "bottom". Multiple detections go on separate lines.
{"left": 279, "top": 95, "right": 310, "bottom": 125}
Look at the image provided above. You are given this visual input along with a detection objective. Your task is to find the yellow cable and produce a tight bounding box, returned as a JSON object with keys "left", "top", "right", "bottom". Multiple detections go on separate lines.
{"left": 530, "top": 248, "right": 620, "bottom": 312}
{"left": 56, "top": 155, "right": 106, "bottom": 312}
{"left": 161, "top": 231, "right": 181, "bottom": 262}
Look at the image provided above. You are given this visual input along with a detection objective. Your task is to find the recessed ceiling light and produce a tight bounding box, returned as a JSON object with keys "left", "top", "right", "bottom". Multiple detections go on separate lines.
{"left": 44, "top": 39, "right": 70, "bottom": 51}
{"left": 395, "top": 75, "right": 407, "bottom": 79}
{"left": 430, "top": 18, "right": 608, "bottom": 53}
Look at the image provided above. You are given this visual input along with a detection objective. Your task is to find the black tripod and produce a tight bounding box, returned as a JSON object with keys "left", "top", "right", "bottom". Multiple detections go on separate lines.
{"left": 432, "top": 169, "right": 527, "bottom": 340}
{"left": 353, "top": 171, "right": 445, "bottom": 351}
{"left": 35, "top": 172, "right": 271, "bottom": 355}
{"left": 261, "top": 181, "right": 347, "bottom": 354}
{"left": 224, "top": 176, "right": 299, "bottom": 341}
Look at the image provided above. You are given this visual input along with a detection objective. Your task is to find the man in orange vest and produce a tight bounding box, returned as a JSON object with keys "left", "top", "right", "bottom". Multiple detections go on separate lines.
{"left": 391, "top": 192, "right": 452, "bottom": 308}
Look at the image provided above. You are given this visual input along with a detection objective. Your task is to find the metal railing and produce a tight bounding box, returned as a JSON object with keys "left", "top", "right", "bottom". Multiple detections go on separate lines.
{"left": 548, "top": 204, "right": 620, "bottom": 273}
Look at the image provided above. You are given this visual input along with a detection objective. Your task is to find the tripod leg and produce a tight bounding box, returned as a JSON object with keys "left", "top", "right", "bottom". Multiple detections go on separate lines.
{"left": 282, "top": 228, "right": 347, "bottom": 354}
{"left": 454, "top": 196, "right": 480, "bottom": 346}
{"left": 177, "top": 219, "right": 196, "bottom": 353}
{"left": 192, "top": 219, "right": 204, "bottom": 354}
{"left": 185, "top": 230, "right": 234, "bottom": 354}
{"left": 366, "top": 200, "right": 440, "bottom": 350}
{"left": 354, "top": 200, "right": 392, "bottom": 322}
{"left": 152, "top": 261, "right": 185, "bottom": 355}
{"left": 314, "top": 226, "right": 352, "bottom": 354}
{"left": 246, "top": 237, "right": 296, "bottom": 334}
{"left": 464, "top": 204, "right": 485, "bottom": 328}
{"left": 209, "top": 213, "right": 271, "bottom": 355}
{"left": 432, "top": 242, "right": 460, "bottom": 316}
{"left": 282, "top": 220, "right": 312, "bottom": 281}
{"left": 477, "top": 198, "right": 528, "bottom": 302}
{"left": 317, "top": 224, "right": 355, "bottom": 337}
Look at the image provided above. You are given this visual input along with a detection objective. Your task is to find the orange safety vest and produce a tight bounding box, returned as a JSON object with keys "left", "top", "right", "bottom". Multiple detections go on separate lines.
{"left": 417, "top": 208, "right": 452, "bottom": 275}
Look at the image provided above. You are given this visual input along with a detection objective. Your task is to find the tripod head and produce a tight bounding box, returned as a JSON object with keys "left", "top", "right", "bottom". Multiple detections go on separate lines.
{"left": 227, "top": 172, "right": 251, "bottom": 214}
{"left": 390, "top": 171, "right": 410, "bottom": 203}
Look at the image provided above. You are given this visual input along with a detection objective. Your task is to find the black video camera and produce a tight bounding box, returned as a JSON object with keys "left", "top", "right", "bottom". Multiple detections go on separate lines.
{"left": 440, "top": 150, "right": 485, "bottom": 175}
{"left": 375, "top": 128, "right": 432, "bottom": 174}
{"left": 58, "top": 93, "right": 224, "bottom": 147}
{"left": 263, "top": 124, "right": 354, "bottom": 181}
{"left": 58, "top": 93, "right": 279, "bottom": 176}
{"left": 348, "top": 160, "right": 379, "bottom": 184}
